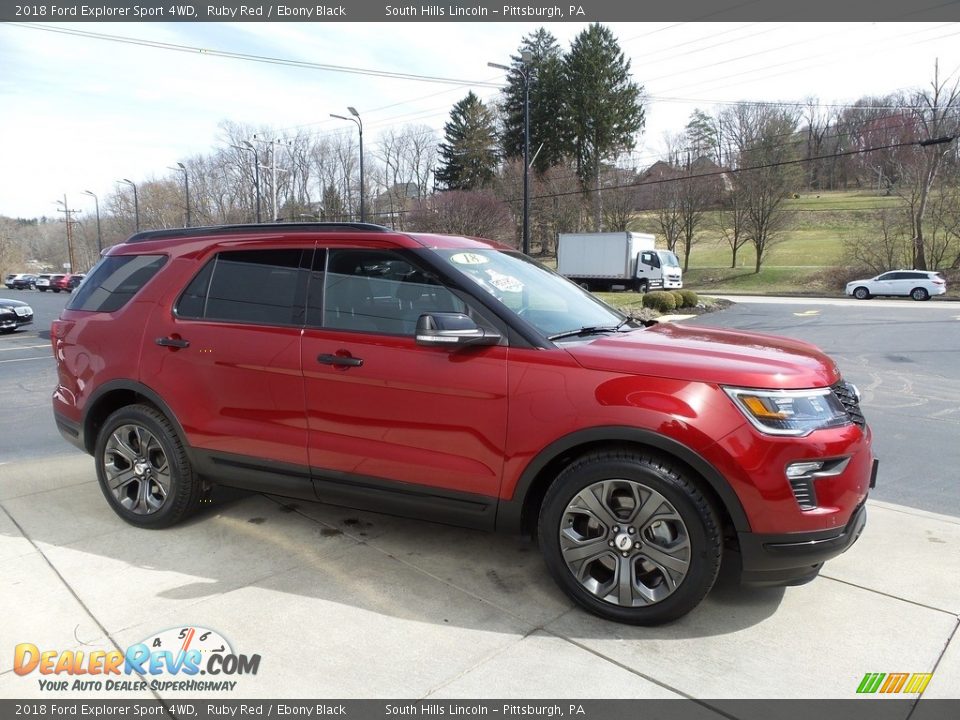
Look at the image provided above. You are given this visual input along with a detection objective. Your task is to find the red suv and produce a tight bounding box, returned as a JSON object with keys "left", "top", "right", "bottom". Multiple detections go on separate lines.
{"left": 51, "top": 224, "right": 876, "bottom": 624}
{"left": 52, "top": 273, "right": 85, "bottom": 293}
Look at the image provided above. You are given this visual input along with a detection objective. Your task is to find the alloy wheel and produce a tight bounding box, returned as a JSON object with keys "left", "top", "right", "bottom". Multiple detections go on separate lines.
{"left": 559, "top": 479, "right": 690, "bottom": 607}
{"left": 102, "top": 424, "right": 171, "bottom": 515}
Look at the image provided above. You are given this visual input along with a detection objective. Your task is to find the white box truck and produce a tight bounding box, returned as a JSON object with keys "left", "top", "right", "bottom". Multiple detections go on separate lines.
{"left": 556, "top": 232, "right": 683, "bottom": 292}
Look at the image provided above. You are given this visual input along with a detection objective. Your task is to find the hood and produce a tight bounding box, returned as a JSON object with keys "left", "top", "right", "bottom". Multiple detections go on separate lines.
{"left": 564, "top": 322, "right": 840, "bottom": 389}
{"left": 0, "top": 298, "right": 29, "bottom": 309}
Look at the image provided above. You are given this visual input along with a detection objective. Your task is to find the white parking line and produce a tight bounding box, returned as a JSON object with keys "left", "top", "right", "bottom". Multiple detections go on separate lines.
{"left": 0, "top": 344, "right": 50, "bottom": 352}
{"left": 0, "top": 356, "right": 50, "bottom": 364}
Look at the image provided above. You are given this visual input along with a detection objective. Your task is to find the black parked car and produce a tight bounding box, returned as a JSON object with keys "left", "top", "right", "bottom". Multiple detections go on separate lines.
{"left": 5, "top": 273, "right": 36, "bottom": 290}
{"left": 0, "top": 298, "right": 34, "bottom": 333}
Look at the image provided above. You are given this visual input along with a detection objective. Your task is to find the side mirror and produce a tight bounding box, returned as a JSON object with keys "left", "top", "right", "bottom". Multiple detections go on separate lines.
{"left": 415, "top": 313, "right": 501, "bottom": 348}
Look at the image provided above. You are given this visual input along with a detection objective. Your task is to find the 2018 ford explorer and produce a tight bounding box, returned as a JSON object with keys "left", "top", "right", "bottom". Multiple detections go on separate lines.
{"left": 51, "top": 224, "right": 876, "bottom": 625}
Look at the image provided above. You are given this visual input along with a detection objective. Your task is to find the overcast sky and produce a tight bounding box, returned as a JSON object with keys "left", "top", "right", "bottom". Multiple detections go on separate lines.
{"left": 2, "top": 21, "right": 959, "bottom": 220}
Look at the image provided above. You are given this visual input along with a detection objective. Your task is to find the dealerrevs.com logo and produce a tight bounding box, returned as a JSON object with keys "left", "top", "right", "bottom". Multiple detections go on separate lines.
{"left": 14, "top": 626, "right": 261, "bottom": 693}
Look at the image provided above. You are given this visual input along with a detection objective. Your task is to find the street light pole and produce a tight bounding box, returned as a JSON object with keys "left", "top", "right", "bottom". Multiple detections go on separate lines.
{"left": 489, "top": 52, "right": 532, "bottom": 255}
{"left": 330, "top": 108, "right": 365, "bottom": 222}
{"left": 118, "top": 179, "right": 139, "bottom": 232}
{"left": 82, "top": 190, "right": 102, "bottom": 253}
{"left": 177, "top": 162, "right": 191, "bottom": 227}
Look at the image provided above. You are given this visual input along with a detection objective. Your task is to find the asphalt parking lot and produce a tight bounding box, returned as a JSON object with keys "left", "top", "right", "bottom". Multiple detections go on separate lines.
{"left": 0, "top": 291, "right": 958, "bottom": 707}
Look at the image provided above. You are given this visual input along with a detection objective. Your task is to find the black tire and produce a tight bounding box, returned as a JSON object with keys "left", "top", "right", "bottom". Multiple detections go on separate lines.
{"left": 910, "top": 287, "right": 929, "bottom": 301}
{"left": 38, "top": 288, "right": 46, "bottom": 292}
{"left": 538, "top": 450, "right": 722, "bottom": 625}
{"left": 94, "top": 404, "right": 201, "bottom": 529}
{"left": 853, "top": 286, "right": 870, "bottom": 300}
{"left": 52, "top": 288, "right": 61, "bottom": 293}
{"left": 634, "top": 279, "right": 649, "bottom": 294}
{"left": 578, "top": 281, "right": 592, "bottom": 292}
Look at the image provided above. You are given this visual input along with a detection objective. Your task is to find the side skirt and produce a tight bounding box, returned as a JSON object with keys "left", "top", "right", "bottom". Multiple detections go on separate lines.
{"left": 193, "top": 449, "right": 498, "bottom": 531}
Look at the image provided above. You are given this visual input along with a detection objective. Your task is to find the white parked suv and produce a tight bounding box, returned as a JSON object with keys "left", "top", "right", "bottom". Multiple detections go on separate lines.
{"left": 846, "top": 270, "right": 947, "bottom": 301}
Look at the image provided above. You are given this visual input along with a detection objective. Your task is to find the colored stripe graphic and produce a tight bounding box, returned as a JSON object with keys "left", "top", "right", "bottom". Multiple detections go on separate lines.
{"left": 857, "top": 673, "right": 885, "bottom": 694}
{"left": 880, "top": 673, "right": 909, "bottom": 693}
{"left": 903, "top": 674, "right": 933, "bottom": 694}
{"left": 857, "top": 672, "right": 933, "bottom": 694}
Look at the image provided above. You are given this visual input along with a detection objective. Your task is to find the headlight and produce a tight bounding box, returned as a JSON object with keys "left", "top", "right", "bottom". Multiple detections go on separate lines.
{"left": 723, "top": 386, "right": 851, "bottom": 436}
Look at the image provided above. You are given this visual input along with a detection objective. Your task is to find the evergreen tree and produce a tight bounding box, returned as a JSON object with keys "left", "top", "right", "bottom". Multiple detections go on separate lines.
{"left": 685, "top": 108, "right": 721, "bottom": 164}
{"left": 435, "top": 92, "right": 499, "bottom": 190}
{"left": 498, "top": 28, "right": 567, "bottom": 174}
{"left": 321, "top": 183, "right": 346, "bottom": 222}
{"left": 561, "top": 24, "right": 646, "bottom": 190}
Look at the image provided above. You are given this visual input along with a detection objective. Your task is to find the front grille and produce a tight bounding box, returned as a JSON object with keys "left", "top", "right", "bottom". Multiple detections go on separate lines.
{"left": 832, "top": 380, "right": 866, "bottom": 429}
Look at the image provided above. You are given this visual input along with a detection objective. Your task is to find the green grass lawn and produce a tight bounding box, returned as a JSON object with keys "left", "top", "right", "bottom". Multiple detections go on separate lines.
{"left": 614, "top": 190, "right": 958, "bottom": 297}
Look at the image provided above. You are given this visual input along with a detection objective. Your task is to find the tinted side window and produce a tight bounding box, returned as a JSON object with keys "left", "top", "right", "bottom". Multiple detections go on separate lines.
{"left": 67, "top": 255, "right": 166, "bottom": 312}
{"left": 320, "top": 249, "right": 466, "bottom": 335}
{"left": 176, "top": 249, "right": 308, "bottom": 326}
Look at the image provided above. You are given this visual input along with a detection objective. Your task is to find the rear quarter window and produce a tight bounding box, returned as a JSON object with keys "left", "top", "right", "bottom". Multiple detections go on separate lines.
{"left": 66, "top": 255, "right": 167, "bottom": 312}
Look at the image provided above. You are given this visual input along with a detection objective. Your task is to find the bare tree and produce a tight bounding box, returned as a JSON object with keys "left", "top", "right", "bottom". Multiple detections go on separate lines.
{"left": 841, "top": 210, "right": 912, "bottom": 272}
{"left": 897, "top": 63, "right": 960, "bottom": 269}
{"left": 720, "top": 103, "right": 801, "bottom": 272}
{"left": 717, "top": 180, "right": 750, "bottom": 268}
{"left": 601, "top": 165, "right": 640, "bottom": 232}
{"left": 536, "top": 161, "right": 585, "bottom": 255}
{"left": 407, "top": 190, "right": 514, "bottom": 244}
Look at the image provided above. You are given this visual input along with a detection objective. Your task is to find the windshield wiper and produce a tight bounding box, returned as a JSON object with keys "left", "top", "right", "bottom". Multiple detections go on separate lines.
{"left": 548, "top": 325, "right": 621, "bottom": 341}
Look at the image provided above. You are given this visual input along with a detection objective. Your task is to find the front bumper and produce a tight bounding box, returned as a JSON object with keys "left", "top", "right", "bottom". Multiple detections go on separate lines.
{"left": 737, "top": 496, "right": 869, "bottom": 586}
{"left": 1, "top": 313, "right": 31, "bottom": 330}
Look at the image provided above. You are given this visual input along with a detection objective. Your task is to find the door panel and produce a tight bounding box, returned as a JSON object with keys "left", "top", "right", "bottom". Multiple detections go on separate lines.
{"left": 141, "top": 247, "right": 311, "bottom": 471}
{"left": 302, "top": 248, "right": 509, "bottom": 499}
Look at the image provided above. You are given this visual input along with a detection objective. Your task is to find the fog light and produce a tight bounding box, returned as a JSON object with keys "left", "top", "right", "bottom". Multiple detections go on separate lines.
{"left": 786, "top": 461, "right": 825, "bottom": 479}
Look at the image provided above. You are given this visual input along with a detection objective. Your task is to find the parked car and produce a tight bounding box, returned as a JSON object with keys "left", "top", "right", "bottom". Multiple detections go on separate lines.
{"left": 51, "top": 223, "right": 876, "bottom": 625}
{"left": 35, "top": 273, "right": 63, "bottom": 292}
{"left": 0, "top": 298, "right": 34, "bottom": 333}
{"left": 4, "top": 273, "right": 36, "bottom": 290}
{"left": 52, "top": 273, "right": 85, "bottom": 293}
{"left": 846, "top": 270, "right": 947, "bottom": 301}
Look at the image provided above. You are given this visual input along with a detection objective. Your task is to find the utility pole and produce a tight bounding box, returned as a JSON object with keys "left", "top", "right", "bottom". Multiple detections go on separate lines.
{"left": 254, "top": 136, "right": 291, "bottom": 222}
{"left": 232, "top": 141, "right": 261, "bottom": 222}
{"left": 55, "top": 195, "right": 77, "bottom": 272}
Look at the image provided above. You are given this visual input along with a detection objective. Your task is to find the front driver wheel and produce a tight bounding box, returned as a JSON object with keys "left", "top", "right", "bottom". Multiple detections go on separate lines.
{"left": 94, "top": 404, "right": 201, "bottom": 528}
{"left": 538, "top": 450, "right": 722, "bottom": 625}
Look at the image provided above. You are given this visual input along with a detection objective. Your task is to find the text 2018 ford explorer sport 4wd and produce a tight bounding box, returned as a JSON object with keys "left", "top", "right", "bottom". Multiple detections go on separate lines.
{"left": 51, "top": 223, "right": 876, "bottom": 625}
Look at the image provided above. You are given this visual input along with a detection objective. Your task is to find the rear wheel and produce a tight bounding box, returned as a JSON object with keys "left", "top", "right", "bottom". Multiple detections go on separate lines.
{"left": 538, "top": 450, "right": 722, "bottom": 625}
{"left": 910, "top": 287, "right": 929, "bottom": 301}
{"left": 853, "top": 286, "right": 870, "bottom": 300}
{"left": 94, "top": 404, "right": 201, "bottom": 528}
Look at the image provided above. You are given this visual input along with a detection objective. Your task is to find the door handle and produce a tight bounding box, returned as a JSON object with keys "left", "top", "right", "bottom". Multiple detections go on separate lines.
{"left": 317, "top": 353, "right": 363, "bottom": 368}
{"left": 156, "top": 336, "right": 190, "bottom": 349}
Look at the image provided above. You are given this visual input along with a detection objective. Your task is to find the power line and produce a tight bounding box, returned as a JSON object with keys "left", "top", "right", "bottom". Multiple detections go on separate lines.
{"left": 10, "top": 23, "right": 503, "bottom": 88}
{"left": 514, "top": 136, "right": 955, "bottom": 205}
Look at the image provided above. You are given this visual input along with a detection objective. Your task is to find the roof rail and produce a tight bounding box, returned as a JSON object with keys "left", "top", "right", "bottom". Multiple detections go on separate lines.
{"left": 125, "top": 222, "right": 391, "bottom": 244}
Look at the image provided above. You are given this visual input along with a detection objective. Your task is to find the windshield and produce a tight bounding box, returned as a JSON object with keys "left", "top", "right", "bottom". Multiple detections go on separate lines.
{"left": 438, "top": 249, "right": 625, "bottom": 339}
{"left": 658, "top": 251, "right": 680, "bottom": 268}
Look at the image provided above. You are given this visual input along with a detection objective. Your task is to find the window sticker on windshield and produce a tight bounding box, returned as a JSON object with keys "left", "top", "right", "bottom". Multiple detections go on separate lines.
{"left": 449, "top": 252, "right": 490, "bottom": 265}
{"left": 485, "top": 269, "right": 524, "bottom": 293}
